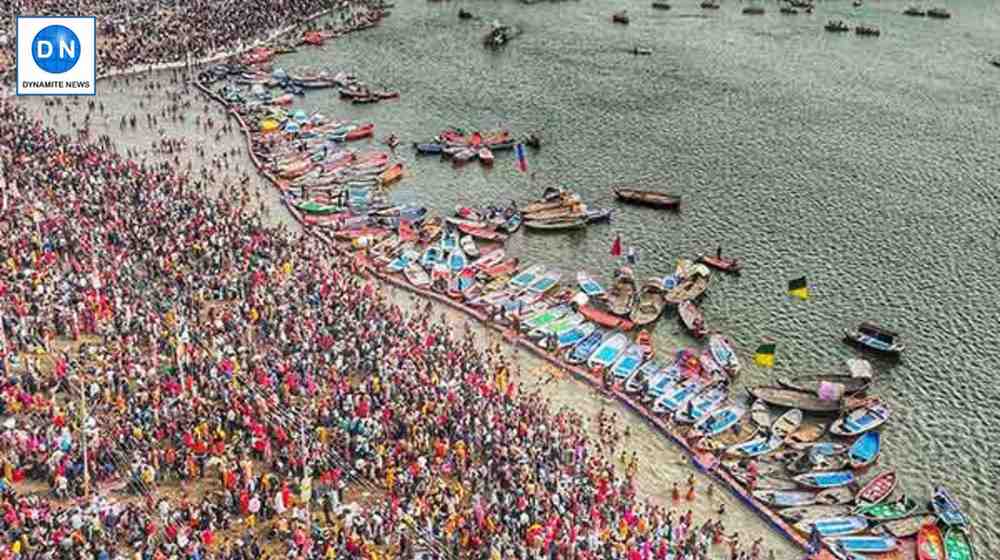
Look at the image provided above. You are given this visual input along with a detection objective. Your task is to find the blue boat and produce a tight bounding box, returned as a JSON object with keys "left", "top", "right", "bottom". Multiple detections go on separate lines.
{"left": 653, "top": 378, "right": 706, "bottom": 414}
{"left": 848, "top": 431, "right": 881, "bottom": 468}
{"left": 830, "top": 400, "right": 891, "bottom": 436}
{"left": 611, "top": 343, "right": 645, "bottom": 379}
{"left": 440, "top": 231, "right": 459, "bottom": 253}
{"left": 509, "top": 265, "right": 545, "bottom": 290}
{"left": 557, "top": 322, "right": 596, "bottom": 350}
{"left": 753, "top": 489, "right": 817, "bottom": 508}
{"left": 726, "top": 434, "right": 784, "bottom": 458}
{"left": 931, "top": 487, "right": 969, "bottom": 528}
{"left": 587, "top": 332, "right": 629, "bottom": 369}
{"left": 824, "top": 536, "right": 899, "bottom": 554}
{"left": 414, "top": 142, "right": 444, "bottom": 154}
{"left": 501, "top": 213, "right": 522, "bottom": 233}
{"left": 794, "top": 516, "right": 868, "bottom": 537}
{"left": 695, "top": 404, "right": 745, "bottom": 437}
{"left": 576, "top": 271, "right": 606, "bottom": 298}
{"left": 625, "top": 360, "right": 664, "bottom": 393}
{"left": 674, "top": 384, "right": 727, "bottom": 423}
{"left": 387, "top": 249, "right": 419, "bottom": 273}
{"left": 644, "top": 367, "right": 683, "bottom": 400}
{"left": 567, "top": 328, "right": 607, "bottom": 364}
{"left": 527, "top": 271, "right": 561, "bottom": 294}
{"left": 420, "top": 246, "right": 446, "bottom": 270}
{"left": 447, "top": 249, "right": 467, "bottom": 273}
{"left": 793, "top": 470, "right": 856, "bottom": 489}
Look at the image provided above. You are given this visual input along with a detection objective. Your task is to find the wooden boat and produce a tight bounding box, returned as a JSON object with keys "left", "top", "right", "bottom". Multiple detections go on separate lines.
{"left": 577, "top": 272, "right": 605, "bottom": 297}
{"left": 636, "top": 329, "right": 654, "bottom": 358}
{"left": 778, "top": 374, "right": 870, "bottom": 395}
{"left": 771, "top": 408, "right": 804, "bottom": 440}
{"left": 378, "top": 163, "right": 404, "bottom": 186}
{"left": 457, "top": 223, "right": 508, "bottom": 242}
{"left": 856, "top": 496, "right": 919, "bottom": 521}
{"left": 585, "top": 208, "right": 612, "bottom": 223}
{"left": 613, "top": 188, "right": 681, "bottom": 210}
{"left": 880, "top": 514, "right": 934, "bottom": 539}
{"left": 651, "top": 1, "right": 671, "bottom": 9}
{"left": 663, "top": 274, "right": 710, "bottom": 304}
{"left": 855, "top": 470, "right": 897, "bottom": 507}
{"left": 523, "top": 204, "right": 586, "bottom": 222}
{"left": 630, "top": 283, "right": 665, "bottom": 325}
{"left": 588, "top": 332, "right": 629, "bottom": 369}
{"left": 903, "top": 6, "right": 927, "bottom": 16}
{"left": 625, "top": 360, "right": 662, "bottom": 394}
{"left": 817, "top": 487, "right": 857, "bottom": 506}
{"left": 916, "top": 523, "right": 946, "bottom": 560}
{"left": 523, "top": 217, "right": 588, "bottom": 231}
{"left": 579, "top": 304, "right": 635, "bottom": 331}
{"left": 750, "top": 399, "right": 772, "bottom": 429}
{"left": 747, "top": 386, "right": 843, "bottom": 413}
{"left": 794, "top": 516, "right": 868, "bottom": 537}
{"left": 943, "top": 528, "right": 975, "bottom": 560}
{"left": 697, "top": 254, "right": 742, "bottom": 273}
{"left": 830, "top": 399, "right": 891, "bottom": 436}
{"left": 447, "top": 249, "right": 468, "bottom": 273}
{"left": 844, "top": 322, "right": 904, "bottom": 355}
{"left": 294, "top": 199, "right": 342, "bottom": 215}
{"left": 677, "top": 301, "right": 707, "bottom": 338}
{"left": 927, "top": 7, "right": 951, "bottom": 19}
{"left": 696, "top": 404, "right": 745, "bottom": 437}
{"left": 500, "top": 213, "right": 522, "bottom": 233}
{"left": 611, "top": 344, "right": 645, "bottom": 380}
{"left": 931, "top": 488, "right": 969, "bottom": 528}
{"left": 521, "top": 193, "right": 581, "bottom": 214}
{"left": 847, "top": 431, "right": 880, "bottom": 469}
{"left": 532, "top": 312, "right": 584, "bottom": 340}
{"left": 753, "top": 489, "right": 817, "bottom": 508}
{"left": 779, "top": 505, "right": 853, "bottom": 524}
{"left": 794, "top": 470, "right": 855, "bottom": 489}
{"left": 567, "top": 328, "right": 608, "bottom": 364}
{"left": 606, "top": 271, "right": 637, "bottom": 316}
{"left": 414, "top": 143, "right": 444, "bottom": 154}
{"left": 824, "top": 536, "right": 899, "bottom": 554}
{"left": 404, "top": 262, "right": 431, "bottom": 288}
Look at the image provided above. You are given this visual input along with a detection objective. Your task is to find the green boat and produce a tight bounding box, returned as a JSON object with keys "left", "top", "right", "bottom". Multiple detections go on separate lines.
{"left": 294, "top": 200, "right": 342, "bottom": 215}
{"left": 856, "top": 496, "right": 919, "bottom": 521}
{"left": 523, "top": 305, "right": 569, "bottom": 330}
{"left": 944, "top": 528, "right": 975, "bottom": 560}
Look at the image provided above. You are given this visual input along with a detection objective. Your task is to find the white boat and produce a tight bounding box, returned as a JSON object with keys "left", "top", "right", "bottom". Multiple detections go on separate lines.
{"left": 460, "top": 235, "right": 480, "bottom": 258}
{"left": 587, "top": 332, "right": 629, "bottom": 369}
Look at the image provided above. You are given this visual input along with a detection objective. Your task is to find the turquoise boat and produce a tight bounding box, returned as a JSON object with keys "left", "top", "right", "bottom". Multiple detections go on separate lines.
{"left": 644, "top": 365, "right": 682, "bottom": 400}
{"left": 557, "top": 322, "right": 596, "bottom": 350}
{"left": 793, "top": 470, "right": 855, "bottom": 489}
{"left": 794, "top": 516, "right": 868, "bottom": 537}
{"left": 523, "top": 305, "right": 569, "bottom": 330}
{"left": 625, "top": 360, "right": 664, "bottom": 393}
{"left": 611, "top": 343, "right": 645, "bottom": 379}
{"left": 848, "top": 431, "right": 881, "bottom": 468}
{"left": 509, "top": 265, "right": 545, "bottom": 290}
{"left": 931, "top": 487, "right": 969, "bottom": 528}
{"left": 696, "top": 404, "right": 745, "bottom": 437}
{"left": 526, "top": 271, "right": 561, "bottom": 294}
{"left": 824, "top": 535, "right": 899, "bottom": 554}
{"left": 421, "top": 246, "right": 446, "bottom": 270}
{"left": 387, "top": 249, "right": 419, "bottom": 273}
{"left": 653, "top": 378, "right": 706, "bottom": 414}
{"left": 448, "top": 249, "right": 467, "bottom": 272}
{"left": 576, "top": 271, "right": 606, "bottom": 297}
{"left": 675, "top": 384, "right": 727, "bottom": 423}
{"left": 440, "top": 231, "right": 459, "bottom": 253}
{"left": 726, "top": 434, "right": 784, "bottom": 458}
{"left": 567, "top": 328, "right": 607, "bottom": 364}
{"left": 587, "top": 332, "right": 629, "bottom": 369}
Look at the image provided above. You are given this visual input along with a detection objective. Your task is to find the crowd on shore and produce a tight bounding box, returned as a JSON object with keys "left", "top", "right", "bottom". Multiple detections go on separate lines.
{"left": 0, "top": 96, "right": 779, "bottom": 560}
{"left": 1, "top": 0, "right": 389, "bottom": 81}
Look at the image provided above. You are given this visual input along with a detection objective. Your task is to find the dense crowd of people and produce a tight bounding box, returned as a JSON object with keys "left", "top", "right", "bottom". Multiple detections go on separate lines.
{"left": 1, "top": 0, "right": 388, "bottom": 81}
{"left": 0, "top": 95, "right": 779, "bottom": 560}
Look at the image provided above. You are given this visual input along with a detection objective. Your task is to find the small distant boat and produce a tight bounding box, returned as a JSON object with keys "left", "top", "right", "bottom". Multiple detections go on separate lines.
{"left": 794, "top": 516, "right": 868, "bottom": 537}
{"left": 824, "top": 535, "right": 899, "bottom": 554}
{"left": 753, "top": 489, "right": 817, "bottom": 508}
{"left": 697, "top": 254, "right": 742, "bottom": 273}
{"left": 588, "top": 332, "right": 630, "bottom": 369}
{"left": 458, "top": 8, "right": 474, "bottom": 19}
{"left": 478, "top": 146, "right": 494, "bottom": 165}
{"left": 855, "top": 24, "right": 881, "bottom": 36}
{"left": 695, "top": 404, "right": 745, "bottom": 437}
{"left": 847, "top": 431, "right": 880, "bottom": 469}
{"left": 612, "top": 10, "right": 630, "bottom": 24}
{"left": 794, "top": 470, "right": 855, "bottom": 489}
{"left": 943, "top": 528, "right": 975, "bottom": 560}
{"left": 611, "top": 344, "right": 646, "bottom": 380}
{"left": 855, "top": 495, "right": 919, "bottom": 521}
{"left": 678, "top": 301, "right": 707, "bottom": 338}
{"left": 931, "top": 487, "right": 969, "bottom": 528}
{"left": 523, "top": 217, "right": 588, "bottom": 231}
{"left": 747, "top": 386, "right": 844, "bottom": 413}
{"left": 453, "top": 148, "right": 477, "bottom": 163}
{"left": 771, "top": 408, "right": 804, "bottom": 440}
{"left": 829, "top": 399, "right": 891, "bottom": 436}
{"left": 577, "top": 272, "right": 606, "bottom": 298}
{"left": 700, "top": 0, "right": 720, "bottom": 8}
{"left": 631, "top": 47, "right": 653, "bottom": 56}
{"left": 613, "top": 188, "right": 681, "bottom": 210}
{"left": 825, "top": 20, "right": 850, "bottom": 32}
{"left": 903, "top": 6, "right": 926, "bottom": 16}
{"left": 585, "top": 208, "right": 612, "bottom": 223}
{"left": 777, "top": 374, "right": 870, "bottom": 395}
{"left": 927, "top": 7, "right": 951, "bottom": 19}
{"left": 742, "top": 5, "right": 765, "bottom": 15}
{"left": 378, "top": 163, "right": 404, "bottom": 186}
{"left": 651, "top": 1, "right": 671, "bottom": 9}
{"left": 844, "top": 322, "right": 904, "bottom": 355}
{"left": 567, "top": 328, "right": 608, "bottom": 364}
{"left": 916, "top": 523, "right": 946, "bottom": 560}
{"left": 414, "top": 142, "right": 444, "bottom": 154}
{"left": 855, "top": 470, "right": 897, "bottom": 507}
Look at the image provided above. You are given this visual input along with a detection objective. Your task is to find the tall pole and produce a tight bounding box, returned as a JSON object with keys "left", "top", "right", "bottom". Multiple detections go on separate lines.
{"left": 80, "top": 382, "right": 90, "bottom": 498}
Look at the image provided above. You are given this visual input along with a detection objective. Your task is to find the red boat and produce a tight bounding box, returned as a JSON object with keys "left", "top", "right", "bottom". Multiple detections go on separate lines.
{"left": 916, "top": 523, "right": 945, "bottom": 560}
{"left": 344, "top": 123, "right": 375, "bottom": 141}
{"left": 457, "top": 223, "right": 508, "bottom": 242}
{"left": 856, "top": 470, "right": 897, "bottom": 507}
{"left": 636, "top": 330, "right": 654, "bottom": 359}
{"left": 480, "top": 258, "right": 519, "bottom": 279}
{"left": 332, "top": 227, "right": 388, "bottom": 241}
{"left": 697, "top": 254, "right": 743, "bottom": 273}
{"left": 579, "top": 304, "right": 635, "bottom": 331}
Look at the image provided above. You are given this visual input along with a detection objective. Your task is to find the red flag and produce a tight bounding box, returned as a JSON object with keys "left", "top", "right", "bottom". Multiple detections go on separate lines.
{"left": 610, "top": 234, "right": 622, "bottom": 257}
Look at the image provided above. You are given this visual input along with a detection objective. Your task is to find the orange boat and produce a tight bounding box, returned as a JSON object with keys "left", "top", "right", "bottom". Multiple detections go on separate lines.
{"left": 457, "top": 223, "right": 508, "bottom": 242}
{"left": 480, "top": 258, "right": 519, "bottom": 279}
{"left": 345, "top": 123, "right": 375, "bottom": 141}
{"left": 580, "top": 304, "right": 635, "bottom": 331}
{"left": 379, "top": 163, "right": 404, "bottom": 186}
{"left": 636, "top": 330, "right": 654, "bottom": 358}
{"left": 916, "top": 524, "right": 945, "bottom": 560}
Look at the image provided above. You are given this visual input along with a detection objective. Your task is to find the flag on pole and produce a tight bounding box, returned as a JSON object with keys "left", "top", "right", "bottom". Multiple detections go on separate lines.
{"left": 753, "top": 342, "right": 776, "bottom": 368}
{"left": 626, "top": 247, "right": 637, "bottom": 265}
{"left": 514, "top": 143, "right": 528, "bottom": 173}
{"left": 610, "top": 234, "right": 622, "bottom": 257}
{"left": 787, "top": 276, "right": 809, "bottom": 300}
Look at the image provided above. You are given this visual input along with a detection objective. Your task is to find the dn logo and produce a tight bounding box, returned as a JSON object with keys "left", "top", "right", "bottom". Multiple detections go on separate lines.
{"left": 31, "top": 25, "right": 80, "bottom": 74}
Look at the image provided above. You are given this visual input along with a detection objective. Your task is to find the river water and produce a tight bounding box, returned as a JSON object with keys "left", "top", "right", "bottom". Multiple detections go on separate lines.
{"left": 273, "top": 0, "right": 1000, "bottom": 553}
{"left": 20, "top": 0, "right": 1000, "bottom": 554}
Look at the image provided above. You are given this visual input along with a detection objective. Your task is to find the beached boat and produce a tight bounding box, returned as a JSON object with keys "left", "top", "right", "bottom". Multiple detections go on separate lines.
{"left": 459, "top": 235, "right": 479, "bottom": 258}
{"left": 577, "top": 272, "right": 605, "bottom": 298}
{"left": 854, "top": 470, "right": 896, "bottom": 507}
{"left": 778, "top": 374, "right": 870, "bottom": 395}
{"left": 447, "top": 249, "right": 467, "bottom": 273}
{"left": 696, "top": 404, "right": 745, "bottom": 437}
{"left": 509, "top": 265, "right": 544, "bottom": 290}
{"left": 613, "top": 188, "right": 681, "bottom": 210}
{"left": 677, "top": 301, "right": 707, "bottom": 338}
{"left": 844, "top": 322, "right": 905, "bottom": 355}
{"left": 588, "top": 332, "right": 629, "bottom": 369}
{"left": 457, "top": 223, "right": 508, "bottom": 242}
{"left": 825, "top": 536, "right": 899, "bottom": 556}
{"left": 697, "top": 254, "right": 742, "bottom": 273}
{"left": 625, "top": 361, "right": 662, "bottom": 394}
{"left": 943, "top": 528, "right": 975, "bottom": 560}
{"left": 747, "top": 386, "right": 844, "bottom": 413}
{"left": 830, "top": 399, "right": 890, "bottom": 436}
{"left": 750, "top": 399, "right": 772, "bottom": 429}
{"left": 916, "top": 523, "right": 946, "bottom": 559}
{"left": 771, "top": 408, "right": 804, "bottom": 440}
{"left": 726, "top": 434, "right": 784, "bottom": 458}
{"left": 630, "top": 283, "right": 665, "bottom": 326}
{"left": 794, "top": 516, "right": 868, "bottom": 537}
{"left": 526, "top": 271, "right": 561, "bottom": 294}
{"left": 794, "top": 470, "right": 855, "bottom": 490}
{"left": 779, "top": 505, "right": 853, "bottom": 524}
{"left": 293, "top": 199, "right": 342, "bottom": 215}
{"left": 556, "top": 322, "right": 596, "bottom": 351}
{"left": 605, "top": 270, "right": 636, "bottom": 317}
{"left": 611, "top": 344, "right": 645, "bottom": 380}
{"left": 707, "top": 333, "right": 739, "bottom": 376}
{"left": 522, "top": 305, "right": 569, "bottom": 331}
{"left": 636, "top": 329, "right": 654, "bottom": 359}
{"left": 643, "top": 366, "right": 682, "bottom": 401}
{"left": 532, "top": 312, "right": 584, "bottom": 341}
{"left": 856, "top": 496, "right": 919, "bottom": 521}
{"left": 931, "top": 487, "right": 969, "bottom": 528}
{"left": 753, "top": 489, "right": 817, "bottom": 508}
{"left": 579, "top": 304, "right": 636, "bottom": 331}
{"left": 847, "top": 431, "right": 880, "bottom": 468}
{"left": 567, "top": 328, "right": 608, "bottom": 364}
{"left": 479, "top": 258, "right": 519, "bottom": 280}
{"left": 653, "top": 378, "right": 706, "bottom": 414}
{"left": 386, "top": 249, "right": 419, "bottom": 273}
{"left": 404, "top": 262, "right": 431, "bottom": 288}
{"left": 675, "top": 384, "right": 727, "bottom": 424}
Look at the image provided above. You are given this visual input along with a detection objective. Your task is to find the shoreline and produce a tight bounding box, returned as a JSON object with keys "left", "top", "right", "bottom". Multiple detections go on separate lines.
{"left": 194, "top": 78, "right": 830, "bottom": 559}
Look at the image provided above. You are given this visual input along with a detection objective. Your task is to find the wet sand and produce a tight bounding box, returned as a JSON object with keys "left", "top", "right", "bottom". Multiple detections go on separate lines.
{"left": 14, "top": 71, "right": 800, "bottom": 559}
